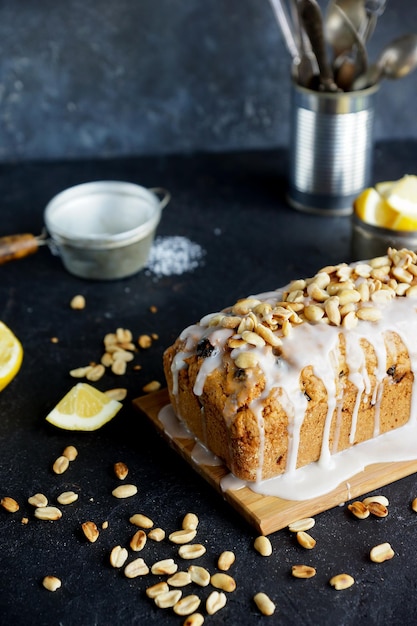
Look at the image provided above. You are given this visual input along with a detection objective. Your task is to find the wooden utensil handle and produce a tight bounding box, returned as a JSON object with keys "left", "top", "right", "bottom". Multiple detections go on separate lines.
{"left": 0, "top": 233, "right": 39, "bottom": 265}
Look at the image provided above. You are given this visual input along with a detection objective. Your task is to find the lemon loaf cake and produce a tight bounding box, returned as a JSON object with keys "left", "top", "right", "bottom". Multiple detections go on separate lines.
{"left": 163, "top": 247, "right": 417, "bottom": 482}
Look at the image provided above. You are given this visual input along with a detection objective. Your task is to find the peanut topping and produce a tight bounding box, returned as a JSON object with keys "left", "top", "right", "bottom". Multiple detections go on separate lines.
{"left": 197, "top": 248, "right": 417, "bottom": 369}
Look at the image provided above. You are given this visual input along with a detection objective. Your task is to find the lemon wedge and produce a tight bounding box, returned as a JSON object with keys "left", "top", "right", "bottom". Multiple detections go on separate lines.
{"left": 353, "top": 187, "right": 397, "bottom": 228}
{"left": 375, "top": 180, "right": 394, "bottom": 197}
{"left": 45, "top": 382, "right": 122, "bottom": 431}
{"left": 0, "top": 321, "right": 23, "bottom": 392}
{"left": 391, "top": 213, "right": 417, "bottom": 231}
{"left": 384, "top": 174, "right": 417, "bottom": 218}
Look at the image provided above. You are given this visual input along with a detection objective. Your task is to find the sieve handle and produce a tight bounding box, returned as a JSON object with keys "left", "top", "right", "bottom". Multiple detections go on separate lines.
{"left": 0, "top": 233, "right": 42, "bottom": 265}
{"left": 149, "top": 187, "right": 171, "bottom": 210}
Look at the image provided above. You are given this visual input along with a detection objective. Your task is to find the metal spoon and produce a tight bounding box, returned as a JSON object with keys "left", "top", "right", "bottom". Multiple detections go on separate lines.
{"left": 352, "top": 33, "right": 417, "bottom": 90}
{"left": 299, "top": 0, "right": 339, "bottom": 91}
{"left": 360, "top": 0, "right": 387, "bottom": 44}
{"left": 325, "top": 0, "right": 367, "bottom": 59}
{"left": 331, "top": 4, "right": 368, "bottom": 90}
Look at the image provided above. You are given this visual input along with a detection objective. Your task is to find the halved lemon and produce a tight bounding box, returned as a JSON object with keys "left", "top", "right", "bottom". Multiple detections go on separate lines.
{"left": 0, "top": 321, "right": 23, "bottom": 392}
{"left": 45, "top": 382, "right": 122, "bottom": 431}
{"left": 385, "top": 174, "right": 417, "bottom": 217}
{"left": 353, "top": 187, "right": 397, "bottom": 228}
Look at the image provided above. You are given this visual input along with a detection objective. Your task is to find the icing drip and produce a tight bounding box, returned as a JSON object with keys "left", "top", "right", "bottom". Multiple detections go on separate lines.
{"left": 159, "top": 403, "right": 417, "bottom": 501}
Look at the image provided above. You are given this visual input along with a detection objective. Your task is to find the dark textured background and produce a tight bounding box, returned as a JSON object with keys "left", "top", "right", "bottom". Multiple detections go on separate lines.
{"left": 0, "top": 0, "right": 416, "bottom": 163}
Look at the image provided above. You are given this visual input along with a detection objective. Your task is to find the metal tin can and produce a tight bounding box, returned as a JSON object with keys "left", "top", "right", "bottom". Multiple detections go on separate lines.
{"left": 351, "top": 213, "right": 417, "bottom": 260}
{"left": 44, "top": 181, "right": 170, "bottom": 280}
{"left": 288, "top": 82, "right": 379, "bottom": 216}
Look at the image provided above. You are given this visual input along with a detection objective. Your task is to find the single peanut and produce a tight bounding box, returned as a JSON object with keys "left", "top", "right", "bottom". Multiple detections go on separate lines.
{"left": 254, "top": 535, "right": 272, "bottom": 556}
{"left": 1, "top": 497, "right": 20, "bottom": 513}
{"left": 217, "top": 551, "right": 235, "bottom": 571}
{"left": 254, "top": 592, "right": 275, "bottom": 616}
{"left": 329, "top": 573, "right": 355, "bottom": 590}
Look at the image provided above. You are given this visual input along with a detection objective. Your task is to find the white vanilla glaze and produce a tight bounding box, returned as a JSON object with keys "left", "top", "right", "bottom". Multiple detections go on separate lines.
{"left": 167, "top": 253, "right": 417, "bottom": 499}
{"left": 158, "top": 402, "right": 417, "bottom": 501}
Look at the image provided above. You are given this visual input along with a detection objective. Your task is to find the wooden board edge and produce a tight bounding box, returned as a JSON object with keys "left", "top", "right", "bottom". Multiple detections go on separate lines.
{"left": 133, "top": 390, "right": 417, "bottom": 535}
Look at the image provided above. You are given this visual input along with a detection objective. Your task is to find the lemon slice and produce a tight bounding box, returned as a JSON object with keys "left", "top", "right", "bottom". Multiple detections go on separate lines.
{"left": 385, "top": 174, "right": 417, "bottom": 217}
{"left": 375, "top": 180, "right": 394, "bottom": 197}
{"left": 353, "top": 187, "right": 397, "bottom": 228}
{"left": 391, "top": 213, "right": 417, "bottom": 231}
{"left": 45, "top": 382, "right": 122, "bottom": 431}
{"left": 0, "top": 321, "right": 23, "bottom": 392}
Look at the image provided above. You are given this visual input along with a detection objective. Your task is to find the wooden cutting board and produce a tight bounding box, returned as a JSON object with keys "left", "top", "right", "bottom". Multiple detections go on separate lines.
{"left": 133, "top": 389, "right": 417, "bottom": 535}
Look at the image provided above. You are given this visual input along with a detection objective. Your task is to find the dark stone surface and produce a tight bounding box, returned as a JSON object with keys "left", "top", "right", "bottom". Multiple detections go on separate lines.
{"left": 1, "top": 142, "right": 417, "bottom": 625}
{"left": 0, "top": 0, "right": 416, "bottom": 162}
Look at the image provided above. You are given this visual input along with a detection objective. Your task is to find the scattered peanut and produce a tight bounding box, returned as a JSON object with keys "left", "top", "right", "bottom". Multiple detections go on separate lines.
{"left": 28, "top": 493, "right": 48, "bottom": 508}
{"left": 1, "top": 496, "right": 19, "bottom": 513}
{"left": 370, "top": 542, "right": 395, "bottom": 563}
{"left": 62, "top": 445, "right": 78, "bottom": 461}
{"left": 182, "top": 513, "right": 199, "bottom": 530}
{"left": 124, "top": 557, "right": 150, "bottom": 578}
{"left": 206, "top": 591, "right": 227, "bottom": 615}
{"left": 363, "top": 495, "right": 389, "bottom": 507}
{"left": 81, "top": 521, "right": 99, "bottom": 542}
{"left": 42, "top": 575, "right": 62, "bottom": 592}
{"left": 105, "top": 388, "right": 128, "bottom": 401}
{"left": 183, "top": 614, "right": 204, "bottom": 626}
{"left": 168, "top": 571, "right": 192, "bottom": 587}
{"left": 348, "top": 501, "right": 370, "bottom": 519}
{"left": 129, "top": 513, "right": 153, "bottom": 528}
{"left": 169, "top": 529, "right": 197, "bottom": 544}
{"left": 138, "top": 334, "right": 152, "bottom": 349}
{"left": 288, "top": 518, "right": 315, "bottom": 533}
{"left": 142, "top": 380, "right": 161, "bottom": 393}
{"left": 367, "top": 501, "right": 389, "bottom": 518}
{"left": 86, "top": 364, "right": 105, "bottom": 382}
{"left": 254, "top": 592, "right": 276, "bottom": 616}
{"left": 292, "top": 564, "right": 317, "bottom": 579}
{"left": 112, "top": 484, "right": 137, "bottom": 499}
{"left": 217, "top": 551, "right": 235, "bottom": 571}
{"left": 188, "top": 565, "right": 210, "bottom": 587}
{"left": 411, "top": 497, "right": 417, "bottom": 513}
{"left": 35, "top": 506, "right": 62, "bottom": 521}
{"left": 130, "top": 529, "right": 147, "bottom": 552}
{"left": 155, "top": 589, "right": 182, "bottom": 609}
{"left": 151, "top": 558, "right": 178, "bottom": 575}
{"left": 148, "top": 527, "right": 165, "bottom": 542}
{"left": 210, "top": 573, "right": 236, "bottom": 592}
{"left": 57, "top": 491, "right": 78, "bottom": 505}
{"left": 173, "top": 595, "right": 201, "bottom": 616}
{"left": 52, "top": 455, "right": 69, "bottom": 475}
{"left": 296, "top": 531, "right": 316, "bottom": 550}
{"left": 146, "top": 582, "right": 169, "bottom": 599}
{"left": 110, "top": 546, "right": 128, "bottom": 568}
{"left": 70, "top": 294, "right": 86, "bottom": 310}
{"left": 254, "top": 535, "right": 272, "bottom": 557}
{"left": 329, "top": 573, "right": 355, "bottom": 590}
{"left": 113, "top": 461, "right": 129, "bottom": 480}
{"left": 178, "top": 544, "right": 206, "bottom": 560}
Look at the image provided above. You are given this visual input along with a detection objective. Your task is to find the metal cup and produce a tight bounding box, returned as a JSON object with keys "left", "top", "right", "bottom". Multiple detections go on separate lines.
{"left": 287, "top": 82, "right": 379, "bottom": 216}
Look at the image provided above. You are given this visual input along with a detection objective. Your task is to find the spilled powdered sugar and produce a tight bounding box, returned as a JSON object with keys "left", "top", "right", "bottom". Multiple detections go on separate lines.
{"left": 145, "top": 236, "right": 205, "bottom": 279}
